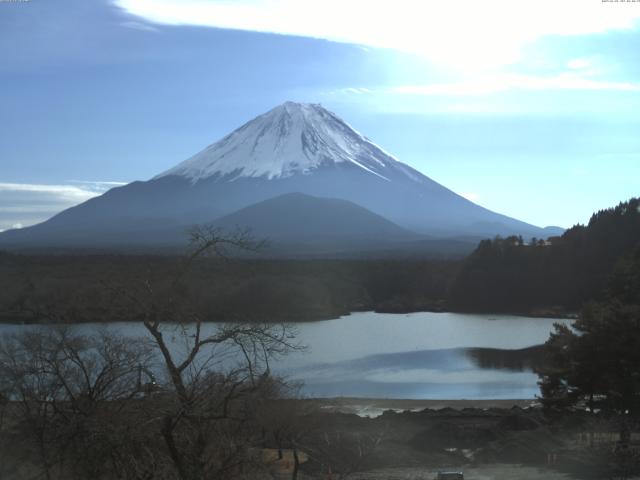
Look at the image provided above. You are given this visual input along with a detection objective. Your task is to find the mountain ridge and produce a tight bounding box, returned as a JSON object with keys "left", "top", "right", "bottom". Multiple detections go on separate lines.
{"left": 155, "top": 102, "right": 402, "bottom": 182}
{"left": 0, "top": 102, "right": 563, "bottom": 252}
{"left": 212, "top": 192, "right": 418, "bottom": 240}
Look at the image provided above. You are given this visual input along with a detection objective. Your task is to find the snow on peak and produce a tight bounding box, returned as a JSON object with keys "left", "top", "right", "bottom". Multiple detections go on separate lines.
{"left": 154, "top": 102, "right": 404, "bottom": 182}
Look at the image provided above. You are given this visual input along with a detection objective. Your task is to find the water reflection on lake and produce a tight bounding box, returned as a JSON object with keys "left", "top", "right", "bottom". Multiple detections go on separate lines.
{"left": 0, "top": 312, "right": 571, "bottom": 400}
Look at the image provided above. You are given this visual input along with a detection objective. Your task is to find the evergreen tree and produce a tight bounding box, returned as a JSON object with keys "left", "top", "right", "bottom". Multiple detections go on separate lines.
{"left": 450, "top": 197, "right": 640, "bottom": 313}
{"left": 537, "top": 246, "right": 640, "bottom": 415}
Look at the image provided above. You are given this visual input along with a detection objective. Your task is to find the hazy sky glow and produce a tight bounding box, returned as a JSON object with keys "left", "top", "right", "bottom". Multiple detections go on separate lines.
{"left": 115, "top": 0, "right": 640, "bottom": 70}
{"left": 0, "top": 0, "right": 639, "bottom": 231}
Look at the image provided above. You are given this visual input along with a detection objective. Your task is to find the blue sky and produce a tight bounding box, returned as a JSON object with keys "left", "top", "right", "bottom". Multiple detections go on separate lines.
{"left": 1, "top": 0, "right": 639, "bottom": 231}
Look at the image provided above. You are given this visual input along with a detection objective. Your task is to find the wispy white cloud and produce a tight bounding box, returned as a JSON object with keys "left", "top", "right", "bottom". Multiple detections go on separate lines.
{"left": 113, "top": 0, "right": 640, "bottom": 69}
{"left": 342, "top": 87, "right": 372, "bottom": 95}
{"left": 567, "top": 58, "right": 593, "bottom": 71}
{"left": 0, "top": 182, "right": 101, "bottom": 201}
{"left": 120, "top": 20, "right": 160, "bottom": 32}
{"left": 333, "top": 72, "right": 640, "bottom": 100}
{"left": 68, "top": 180, "right": 128, "bottom": 193}
{"left": 391, "top": 74, "right": 640, "bottom": 96}
{"left": 0, "top": 223, "right": 24, "bottom": 234}
{"left": 0, "top": 182, "right": 125, "bottom": 232}
{"left": 460, "top": 192, "right": 481, "bottom": 202}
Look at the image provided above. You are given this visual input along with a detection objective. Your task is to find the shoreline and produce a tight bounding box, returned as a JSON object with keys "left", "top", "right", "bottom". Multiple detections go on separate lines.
{"left": 303, "top": 397, "right": 539, "bottom": 417}
{"left": 0, "top": 309, "right": 577, "bottom": 325}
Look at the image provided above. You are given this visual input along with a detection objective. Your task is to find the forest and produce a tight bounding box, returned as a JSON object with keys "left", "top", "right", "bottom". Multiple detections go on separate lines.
{"left": 449, "top": 197, "right": 640, "bottom": 313}
{"left": 0, "top": 199, "right": 639, "bottom": 479}
{"left": 1, "top": 198, "right": 638, "bottom": 324}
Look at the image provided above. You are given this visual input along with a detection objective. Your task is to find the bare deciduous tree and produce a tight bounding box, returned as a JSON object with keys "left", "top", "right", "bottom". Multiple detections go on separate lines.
{"left": 0, "top": 327, "right": 157, "bottom": 479}
{"left": 305, "top": 424, "right": 385, "bottom": 479}
{"left": 0, "top": 226, "right": 302, "bottom": 480}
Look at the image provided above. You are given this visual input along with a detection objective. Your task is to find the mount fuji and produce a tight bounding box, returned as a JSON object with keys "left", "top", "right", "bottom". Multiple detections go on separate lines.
{"left": 0, "top": 102, "right": 561, "bottom": 253}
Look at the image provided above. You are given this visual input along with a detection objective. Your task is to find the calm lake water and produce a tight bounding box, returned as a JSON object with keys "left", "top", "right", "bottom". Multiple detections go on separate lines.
{"left": 0, "top": 312, "right": 571, "bottom": 400}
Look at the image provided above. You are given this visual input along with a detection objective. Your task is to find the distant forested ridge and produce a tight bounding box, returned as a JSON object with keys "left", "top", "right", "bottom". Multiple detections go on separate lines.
{"left": 0, "top": 256, "right": 457, "bottom": 323}
{"left": 1, "top": 198, "right": 638, "bottom": 323}
{"left": 449, "top": 198, "right": 640, "bottom": 313}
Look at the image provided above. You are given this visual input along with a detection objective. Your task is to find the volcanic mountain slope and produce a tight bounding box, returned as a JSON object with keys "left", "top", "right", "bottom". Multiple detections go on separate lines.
{"left": 208, "top": 192, "right": 435, "bottom": 256}
{"left": 0, "top": 102, "right": 561, "bottom": 251}
{"left": 212, "top": 193, "right": 415, "bottom": 240}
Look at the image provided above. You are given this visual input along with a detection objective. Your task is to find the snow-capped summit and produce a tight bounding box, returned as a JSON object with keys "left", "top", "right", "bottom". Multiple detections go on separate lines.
{"left": 155, "top": 102, "right": 400, "bottom": 182}
{"left": 0, "top": 101, "right": 561, "bottom": 251}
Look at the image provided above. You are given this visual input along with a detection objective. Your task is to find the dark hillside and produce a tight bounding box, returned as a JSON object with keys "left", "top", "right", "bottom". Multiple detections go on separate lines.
{"left": 0, "top": 254, "right": 458, "bottom": 323}
{"left": 449, "top": 198, "right": 640, "bottom": 312}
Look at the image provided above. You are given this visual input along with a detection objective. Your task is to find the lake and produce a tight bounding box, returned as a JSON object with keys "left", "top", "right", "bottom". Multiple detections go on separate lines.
{"left": 0, "top": 312, "right": 570, "bottom": 400}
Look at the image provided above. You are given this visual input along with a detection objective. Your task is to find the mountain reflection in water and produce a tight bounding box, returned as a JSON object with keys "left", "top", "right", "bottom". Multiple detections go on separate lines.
{"left": 288, "top": 346, "right": 547, "bottom": 399}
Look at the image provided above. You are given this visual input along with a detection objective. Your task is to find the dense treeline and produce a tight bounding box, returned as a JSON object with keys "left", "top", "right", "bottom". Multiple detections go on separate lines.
{"left": 1, "top": 197, "right": 638, "bottom": 322}
{"left": 449, "top": 198, "right": 640, "bottom": 313}
{"left": 2, "top": 223, "right": 636, "bottom": 479}
{"left": 0, "top": 254, "right": 458, "bottom": 323}
{"left": 0, "top": 229, "right": 385, "bottom": 480}
{"left": 533, "top": 245, "right": 640, "bottom": 478}
{"left": 537, "top": 245, "right": 640, "bottom": 415}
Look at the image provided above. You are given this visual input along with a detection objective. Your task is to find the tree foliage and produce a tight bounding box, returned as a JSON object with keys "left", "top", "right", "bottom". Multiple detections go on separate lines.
{"left": 450, "top": 197, "right": 640, "bottom": 313}
{"left": 537, "top": 245, "right": 640, "bottom": 415}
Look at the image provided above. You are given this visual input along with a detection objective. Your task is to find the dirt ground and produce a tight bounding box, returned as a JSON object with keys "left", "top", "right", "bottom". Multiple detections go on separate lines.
{"left": 289, "top": 399, "right": 640, "bottom": 480}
